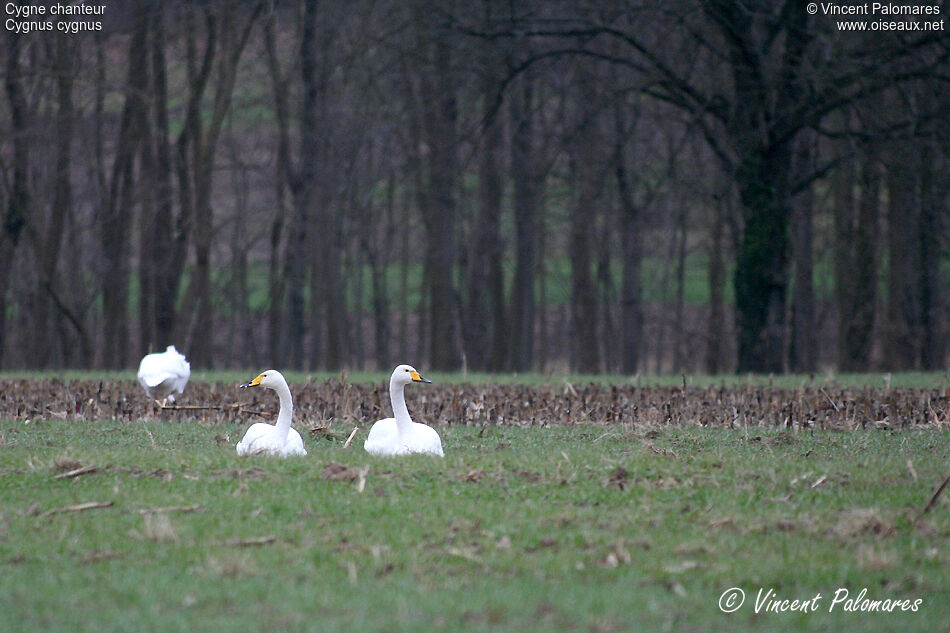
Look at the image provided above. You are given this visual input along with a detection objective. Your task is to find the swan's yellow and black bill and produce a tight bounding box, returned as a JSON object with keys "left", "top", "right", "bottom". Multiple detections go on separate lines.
{"left": 410, "top": 370, "right": 432, "bottom": 384}
{"left": 240, "top": 374, "right": 265, "bottom": 389}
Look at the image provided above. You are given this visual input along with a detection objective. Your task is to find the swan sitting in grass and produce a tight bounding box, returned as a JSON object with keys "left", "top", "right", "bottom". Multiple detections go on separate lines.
{"left": 236, "top": 370, "right": 307, "bottom": 457}
{"left": 364, "top": 365, "right": 443, "bottom": 457}
{"left": 137, "top": 345, "right": 190, "bottom": 404}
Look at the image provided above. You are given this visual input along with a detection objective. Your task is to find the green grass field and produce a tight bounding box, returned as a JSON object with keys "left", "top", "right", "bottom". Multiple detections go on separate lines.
{"left": 1, "top": 396, "right": 948, "bottom": 632}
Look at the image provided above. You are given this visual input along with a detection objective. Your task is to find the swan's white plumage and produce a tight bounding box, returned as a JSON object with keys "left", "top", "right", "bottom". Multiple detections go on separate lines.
{"left": 236, "top": 370, "right": 307, "bottom": 457}
{"left": 363, "top": 417, "right": 443, "bottom": 457}
{"left": 137, "top": 345, "right": 190, "bottom": 403}
{"left": 364, "top": 365, "right": 443, "bottom": 457}
{"left": 236, "top": 422, "right": 306, "bottom": 457}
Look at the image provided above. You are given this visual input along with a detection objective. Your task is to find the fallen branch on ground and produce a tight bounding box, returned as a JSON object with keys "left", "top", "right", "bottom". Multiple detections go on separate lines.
{"left": 53, "top": 465, "right": 100, "bottom": 480}
{"left": 138, "top": 505, "right": 202, "bottom": 515}
{"left": 916, "top": 474, "right": 950, "bottom": 523}
{"left": 40, "top": 500, "right": 113, "bottom": 518}
{"left": 221, "top": 535, "right": 276, "bottom": 547}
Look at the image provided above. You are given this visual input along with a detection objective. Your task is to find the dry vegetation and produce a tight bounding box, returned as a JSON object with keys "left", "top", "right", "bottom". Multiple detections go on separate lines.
{"left": 5, "top": 378, "right": 949, "bottom": 431}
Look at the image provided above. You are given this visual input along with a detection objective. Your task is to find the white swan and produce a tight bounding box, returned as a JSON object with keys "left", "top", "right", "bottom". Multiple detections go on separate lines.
{"left": 236, "top": 370, "right": 307, "bottom": 457}
{"left": 137, "top": 345, "right": 190, "bottom": 404}
{"left": 364, "top": 365, "right": 443, "bottom": 457}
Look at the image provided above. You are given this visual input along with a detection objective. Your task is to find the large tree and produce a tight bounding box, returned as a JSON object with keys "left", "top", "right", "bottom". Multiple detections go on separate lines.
{"left": 1, "top": 32, "right": 31, "bottom": 368}
{"left": 173, "top": 2, "right": 262, "bottom": 367}
{"left": 471, "top": 0, "right": 948, "bottom": 372}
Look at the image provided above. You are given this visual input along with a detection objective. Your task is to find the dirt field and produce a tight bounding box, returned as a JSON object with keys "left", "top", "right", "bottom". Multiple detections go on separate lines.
{"left": 4, "top": 378, "right": 948, "bottom": 431}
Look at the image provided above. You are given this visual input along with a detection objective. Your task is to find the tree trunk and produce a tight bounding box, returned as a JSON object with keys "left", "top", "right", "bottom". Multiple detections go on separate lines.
{"left": 172, "top": 7, "right": 215, "bottom": 361}
{"left": 283, "top": 0, "right": 319, "bottom": 370}
{"left": 614, "top": 101, "right": 643, "bottom": 375}
{"left": 31, "top": 32, "right": 76, "bottom": 367}
{"left": 789, "top": 134, "right": 816, "bottom": 373}
{"left": 465, "top": 76, "right": 504, "bottom": 371}
{"left": 147, "top": 7, "right": 183, "bottom": 353}
{"left": 733, "top": 149, "right": 791, "bottom": 374}
{"left": 569, "top": 104, "right": 601, "bottom": 373}
{"left": 0, "top": 33, "right": 30, "bottom": 367}
{"left": 417, "top": 39, "right": 461, "bottom": 371}
{"left": 262, "top": 14, "right": 288, "bottom": 368}
{"left": 672, "top": 205, "right": 688, "bottom": 372}
{"left": 710, "top": 0, "right": 808, "bottom": 374}
{"left": 885, "top": 145, "right": 919, "bottom": 369}
{"left": 101, "top": 13, "right": 149, "bottom": 368}
{"left": 918, "top": 139, "right": 942, "bottom": 370}
{"left": 370, "top": 174, "right": 394, "bottom": 369}
{"left": 185, "top": 4, "right": 261, "bottom": 368}
{"left": 839, "top": 149, "right": 879, "bottom": 371}
{"left": 705, "top": 199, "right": 727, "bottom": 374}
{"left": 509, "top": 75, "right": 539, "bottom": 372}
{"left": 398, "top": 185, "right": 410, "bottom": 362}
{"left": 308, "top": 12, "right": 346, "bottom": 371}
{"left": 618, "top": 207, "right": 643, "bottom": 375}
{"left": 597, "top": 207, "right": 617, "bottom": 372}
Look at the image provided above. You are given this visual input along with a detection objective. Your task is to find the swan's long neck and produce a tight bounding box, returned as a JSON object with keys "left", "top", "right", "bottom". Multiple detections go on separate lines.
{"left": 274, "top": 381, "right": 294, "bottom": 442}
{"left": 390, "top": 378, "right": 412, "bottom": 432}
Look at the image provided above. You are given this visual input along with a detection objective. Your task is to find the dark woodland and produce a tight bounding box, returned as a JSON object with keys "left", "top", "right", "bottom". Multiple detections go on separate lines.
{"left": 2, "top": 0, "right": 949, "bottom": 374}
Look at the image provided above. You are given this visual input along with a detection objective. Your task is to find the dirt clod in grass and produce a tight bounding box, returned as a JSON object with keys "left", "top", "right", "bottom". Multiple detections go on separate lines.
{"left": 605, "top": 466, "right": 629, "bottom": 489}
{"left": 321, "top": 461, "right": 363, "bottom": 482}
{"left": 833, "top": 508, "right": 894, "bottom": 538}
{"left": 52, "top": 458, "right": 83, "bottom": 473}
{"left": 770, "top": 431, "right": 796, "bottom": 445}
{"left": 460, "top": 469, "right": 482, "bottom": 482}
{"left": 214, "top": 466, "right": 269, "bottom": 481}
{"left": 515, "top": 469, "right": 542, "bottom": 482}
{"left": 309, "top": 425, "right": 348, "bottom": 442}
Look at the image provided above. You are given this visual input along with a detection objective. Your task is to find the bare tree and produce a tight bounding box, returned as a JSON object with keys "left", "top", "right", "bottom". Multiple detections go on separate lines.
{"left": 139, "top": 4, "right": 184, "bottom": 358}
{"left": 789, "top": 131, "right": 816, "bottom": 373}
{"left": 100, "top": 10, "right": 149, "bottom": 368}
{"left": 174, "top": 2, "right": 263, "bottom": 368}
{"left": 836, "top": 142, "right": 881, "bottom": 371}
{"left": 568, "top": 65, "right": 603, "bottom": 373}
{"left": 0, "top": 0, "right": 946, "bottom": 374}
{"left": 470, "top": 0, "right": 948, "bottom": 372}
{"left": 614, "top": 113, "right": 644, "bottom": 374}
{"left": 465, "top": 70, "right": 507, "bottom": 371}
{"left": 508, "top": 70, "right": 542, "bottom": 371}
{"left": 413, "top": 21, "right": 463, "bottom": 371}
{"left": 1, "top": 33, "right": 31, "bottom": 367}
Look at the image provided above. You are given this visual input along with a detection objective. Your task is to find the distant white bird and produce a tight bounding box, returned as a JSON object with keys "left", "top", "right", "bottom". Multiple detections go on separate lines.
{"left": 137, "top": 345, "right": 190, "bottom": 404}
{"left": 364, "top": 364, "right": 443, "bottom": 457}
{"left": 236, "top": 370, "right": 307, "bottom": 457}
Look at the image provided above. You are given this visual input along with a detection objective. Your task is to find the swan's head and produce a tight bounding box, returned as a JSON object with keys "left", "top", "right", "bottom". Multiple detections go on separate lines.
{"left": 391, "top": 364, "right": 432, "bottom": 386}
{"left": 240, "top": 369, "right": 286, "bottom": 391}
